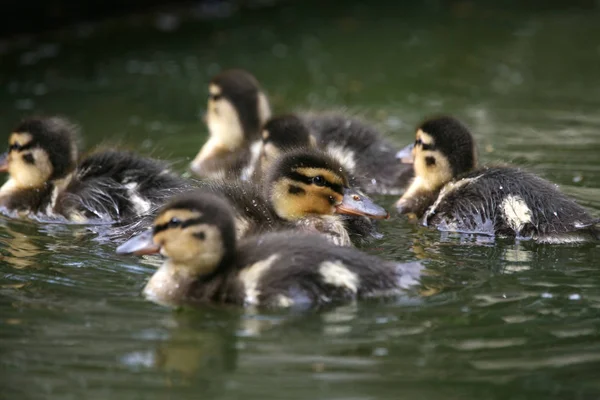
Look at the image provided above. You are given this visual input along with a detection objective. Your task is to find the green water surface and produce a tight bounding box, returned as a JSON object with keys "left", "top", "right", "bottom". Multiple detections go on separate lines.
{"left": 1, "top": 1, "right": 600, "bottom": 399}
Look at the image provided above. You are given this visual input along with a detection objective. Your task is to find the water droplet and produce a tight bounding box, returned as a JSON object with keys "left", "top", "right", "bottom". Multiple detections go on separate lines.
{"left": 372, "top": 347, "right": 388, "bottom": 357}
{"left": 569, "top": 293, "right": 581, "bottom": 301}
{"left": 499, "top": 186, "right": 503, "bottom": 190}
{"left": 541, "top": 292, "right": 553, "bottom": 299}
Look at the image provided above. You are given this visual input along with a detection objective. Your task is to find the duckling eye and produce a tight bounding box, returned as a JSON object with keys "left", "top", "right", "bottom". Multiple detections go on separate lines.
{"left": 9, "top": 143, "right": 22, "bottom": 152}
{"left": 352, "top": 194, "right": 361, "bottom": 201}
{"left": 168, "top": 217, "right": 182, "bottom": 228}
{"left": 415, "top": 139, "right": 422, "bottom": 146}
{"left": 312, "top": 176, "right": 326, "bottom": 186}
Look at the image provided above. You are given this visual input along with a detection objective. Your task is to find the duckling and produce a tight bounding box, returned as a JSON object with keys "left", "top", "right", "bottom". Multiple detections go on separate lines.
{"left": 190, "top": 69, "right": 271, "bottom": 179}
{"left": 188, "top": 69, "right": 412, "bottom": 194}
{"left": 199, "top": 148, "right": 389, "bottom": 246}
{"left": 394, "top": 116, "right": 600, "bottom": 243}
{"left": 116, "top": 191, "right": 423, "bottom": 309}
{"left": 0, "top": 116, "right": 190, "bottom": 223}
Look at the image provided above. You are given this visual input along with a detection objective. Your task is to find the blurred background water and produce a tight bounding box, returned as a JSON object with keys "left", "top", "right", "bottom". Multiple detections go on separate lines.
{"left": 1, "top": 1, "right": 600, "bottom": 399}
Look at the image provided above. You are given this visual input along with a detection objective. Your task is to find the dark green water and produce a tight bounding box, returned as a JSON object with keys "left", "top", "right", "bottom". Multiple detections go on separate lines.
{"left": 2, "top": 1, "right": 600, "bottom": 398}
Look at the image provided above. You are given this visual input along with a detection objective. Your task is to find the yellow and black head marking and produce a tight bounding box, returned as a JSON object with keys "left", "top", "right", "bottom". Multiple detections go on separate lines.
{"left": 117, "top": 192, "right": 237, "bottom": 276}
{"left": 395, "top": 116, "right": 476, "bottom": 215}
{"left": 190, "top": 69, "right": 271, "bottom": 177}
{"left": 266, "top": 149, "right": 388, "bottom": 221}
{"left": 0, "top": 116, "right": 79, "bottom": 190}
{"left": 258, "top": 114, "right": 317, "bottom": 175}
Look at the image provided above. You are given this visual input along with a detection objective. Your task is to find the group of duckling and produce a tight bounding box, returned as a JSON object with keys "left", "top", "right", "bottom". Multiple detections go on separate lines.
{"left": 2, "top": 68, "right": 598, "bottom": 310}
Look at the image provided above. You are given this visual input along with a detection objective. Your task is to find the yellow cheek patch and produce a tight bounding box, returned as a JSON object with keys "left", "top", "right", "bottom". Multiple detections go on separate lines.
{"left": 156, "top": 209, "right": 203, "bottom": 227}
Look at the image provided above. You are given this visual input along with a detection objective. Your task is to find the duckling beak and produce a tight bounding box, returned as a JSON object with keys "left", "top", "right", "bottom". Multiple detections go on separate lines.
{"left": 335, "top": 188, "right": 390, "bottom": 220}
{"left": 0, "top": 152, "right": 8, "bottom": 172}
{"left": 395, "top": 144, "right": 414, "bottom": 164}
{"left": 116, "top": 230, "right": 160, "bottom": 256}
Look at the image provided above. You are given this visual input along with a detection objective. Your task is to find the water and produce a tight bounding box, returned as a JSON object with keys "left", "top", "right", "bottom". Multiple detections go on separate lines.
{"left": 2, "top": 1, "right": 600, "bottom": 398}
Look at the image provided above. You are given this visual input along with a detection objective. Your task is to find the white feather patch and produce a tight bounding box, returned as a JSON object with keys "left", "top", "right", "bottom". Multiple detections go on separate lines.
{"left": 125, "top": 182, "right": 152, "bottom": 216}
{"left": 239, "top": 254, "right": 280, "bottom": 306}
{"left": 326, "top": 144, "right": 356, "bottom": 174}
{"left": 240, "top": 140, "right": 262, "bottom": 181}
{"left": 319, "top": 260, "right": 359, "bottom": 293}
{"left": 501, "top": 195, "right": 532, "bottom": 232}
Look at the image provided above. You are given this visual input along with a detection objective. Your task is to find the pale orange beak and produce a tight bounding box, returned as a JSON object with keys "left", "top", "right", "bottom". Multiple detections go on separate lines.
{"left": 0, "top": 152, "right": 8, "bottom": 172}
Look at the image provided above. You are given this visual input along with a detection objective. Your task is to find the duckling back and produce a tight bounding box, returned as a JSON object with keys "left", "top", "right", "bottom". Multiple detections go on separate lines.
{"left": 425, "top": 167, "right": 599, "bottom": 242}
{"left": 302, "top": 113, "right": 413, "bottom": 194}
{"left": 55, "top": 150, "right": 190, "bottom": 222}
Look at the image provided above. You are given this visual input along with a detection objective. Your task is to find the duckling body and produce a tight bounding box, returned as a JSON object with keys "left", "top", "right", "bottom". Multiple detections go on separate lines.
{"left": 0, "top": 117, "right": 189, "bottom": 223}
{"left": 423, "top": 167, "right": 599, "bottom": 242}
{"left": 117, "top": 192, "right": 422, "bottom": 309}
{"left": 55, "top": 150, "right": 189, "bottom": 222}
{"left": 396, "top": 116, "right": 599, "bottom": 243}
{"left": 198, "top": 148, "right": 389, "bottom": 246}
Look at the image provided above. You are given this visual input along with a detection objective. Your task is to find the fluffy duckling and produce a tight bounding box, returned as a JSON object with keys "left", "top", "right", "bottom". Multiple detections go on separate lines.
{"left": 395, "top": 116, "right": 600, "bottom": 243}
{"left": 200, "top": 149, "right": 389, "bottom": 246}
{"left": 0, "top": 116, "right": 189, "bottom": 223}
{"left": 188, "top": 69, "right": 412, "bottom": 194}
{"left": 116, "top": 192, "right": 422, "bottom": 309}
{"left": 190, "top": 69, "right": 271, "bottom": 179}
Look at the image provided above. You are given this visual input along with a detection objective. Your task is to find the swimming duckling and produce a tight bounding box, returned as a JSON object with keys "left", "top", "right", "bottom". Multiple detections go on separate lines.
{"left": 395, "top": 116, "right": 600, "bottom": 243}
{"left": 0, "top": 116, "right": 189, "bottom": 223}
{"left": 190, "top": 69, "right": 271, "bottom": 179}
{"left": 200, "top": 148, "right": 389, "bottom": 246}
{"left": 188, "top": 69, "right": 412, "bottom": 194}
{"left": 116, "top": 192, "right": 422, "bottom": 309}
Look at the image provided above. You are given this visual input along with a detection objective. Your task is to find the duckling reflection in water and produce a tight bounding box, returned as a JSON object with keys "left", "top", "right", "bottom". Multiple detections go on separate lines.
{"left": 190, "top": 69, "right": 412, "bottom": 194}
{"left": 116, "top": 192, "right": 422, "bottom": 309}
{"left": 198, "top": 148, "right": 389, "bottom": 246}
{"left": 395, "top": 116, "right": 600, "bottom": 243}
{"left": 0, "top": 116, "right": 191, "bottom": 224}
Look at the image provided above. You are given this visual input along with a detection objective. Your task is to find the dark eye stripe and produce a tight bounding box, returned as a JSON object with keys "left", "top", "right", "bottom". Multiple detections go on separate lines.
{"left": 9, "top": 142, "right": 34, "bottom": 152}
{"left": 415, "top": 138, "right": 434, "bottom": 151}
{"left": 287, "top": 171, "right": 343, "bottom": 194}
{"left": 154, "top": 217, "right": 205, "bottom": 234}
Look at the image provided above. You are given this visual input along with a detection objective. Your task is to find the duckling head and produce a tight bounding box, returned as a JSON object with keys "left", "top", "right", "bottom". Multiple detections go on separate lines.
{"left": 395, "top": 116, "right": 476, "bottom": 214}
{"left": 257, "top": 114, "right": 317, "bottom": 175}
{"left": 265, "top": 149, "right": 389, "bottom": 221}
{"left": 0, "top": 116, "right": 79, "bottom": 191}
{"left": 117, "top": 191, "right": 237, "bottom": 277}
{"left": 190, "top": 69, "right": 271, "bottom": 177}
